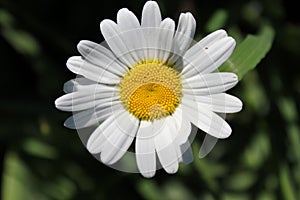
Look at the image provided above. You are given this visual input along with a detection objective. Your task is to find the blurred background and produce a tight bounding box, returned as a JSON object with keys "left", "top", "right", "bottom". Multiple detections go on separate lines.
{"left": 0, "top": 0, "right": 300, "bottom": 199}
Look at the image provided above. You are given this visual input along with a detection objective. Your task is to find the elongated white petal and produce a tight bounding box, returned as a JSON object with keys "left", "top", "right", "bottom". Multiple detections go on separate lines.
{"left": 184, "top": 93, "right": 243, "bottom": 113}
{"left": 100, "top": 112, "right": 139, "bottom": 165}
{"left": 67, "top": 56, "right": 120, "bottom": 84}
{"left": 178, "top": 140, "right": 193, "bottom": 164}
{"left": 164, "top": 108, "right": 193, "bottom": 164}
{"left": 141, "top": 1, "right": 161, "bottom": 28}
{"left": 154, "top": 119, "right": 179, "bottom": 174}
{"left": 135, "top": 120, "right": 160, "bottom": 178}
{"left": 174, "top": 13, "right": 196, "bottom": 52}
{"left": 55, "top": 89, "right": 119, "bottom": 112}
{"left": 86, "top": 110, "right": 124, "bottom": 154}
{"left": 63, "top": 77, "right": 97, "bottom": 93}
{"left": 63, "top": 77, "right": 117, "bottom": 93}
{"left": 156, "top": 18, "right": 175, "bottom": 63}
{"left": 100, "top": 19, "right": 137, "bottom": 67}
{"left": 202, "top": 37, "right": 236, "bottom": 73}
{"left": 182, "top": 98, "right": 232, "bottom": 138}
{"left": 199, "top": 134, "right": 218, "bottom": 158}
{"left": 141, "top": 1, "right": 162, "bottom": 61}
{"left": 172, "top": 106, "right": 192, "bottom": 144}
{"left": 64, "top": 101, "right": 123, "bottom": 129}
{"left": 77, "top": 40, "right": 128, "bottom": 75}
{"left": 182, "top": 34, "right": 235, "bottom": 78}
{"left": 182, "top": 72, "right": 238, "bottom": 95}
{"left": 116, "top": 8, "right": 146, "bottom": 62}
{"left": 184, "top": 29, "right": 227, "bottom": 60}
{"left": 169, "top": 12, "right": 196, "bottom": 65}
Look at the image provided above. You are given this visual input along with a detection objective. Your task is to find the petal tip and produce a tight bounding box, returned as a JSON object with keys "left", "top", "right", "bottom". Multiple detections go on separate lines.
{"left": 144, "top": 0, "right": 159, "bottom": 8}
{"left": 141, "top": 171, "right": 156, "bottom": 178}
{"left": 86, "top": 140, "right": 100, "bottom": 154}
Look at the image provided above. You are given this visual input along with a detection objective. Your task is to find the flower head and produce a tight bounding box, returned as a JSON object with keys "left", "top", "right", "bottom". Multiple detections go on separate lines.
{"left": 55, "top": 1, "right": 242, "bottom": 177}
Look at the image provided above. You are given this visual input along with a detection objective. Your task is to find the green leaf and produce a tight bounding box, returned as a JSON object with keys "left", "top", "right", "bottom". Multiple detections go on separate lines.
{"left": 137, "top": 180, "right": 165, "bottom": 200}
{"left": 2, "top": 152, "right": 38, "bottom": 200}
{"left": 219, "top": 25, "right": 275, "bottom": 80}
{"left": 279, "top": 163, "right": 297, "bottom": 200}
{"left": 225, "top": 171, "right": 257, "bottom": 191}
{"left": 205, "top": 9, "right": 228, "bottom": 32}
{"left": 22, "top": 138, "right": 58, "bottom": 159}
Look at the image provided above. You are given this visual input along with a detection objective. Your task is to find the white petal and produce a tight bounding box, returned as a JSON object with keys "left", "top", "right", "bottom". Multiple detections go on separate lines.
{"left": 172, "top": 106, "right": 192, "bottom": 144}
{"left": 100, "top": 112, "right": 139, "bottom": 165}
{"left": 55, "top": 89, "right": 119, "bottom": 112}
{"left": 169, "top": 12, "right": 196, "bottom": 65}
{"left": 181, "top": 34, "right": 235, "bottom": 78}
{"left": 77, "top": 40, "right": 128, "bottom": 76}
{"left": 202, "top": 37, "right": 236, "bottom": 73}
{"left": 100, "top": 19, "right": 137, "bottom": 67}
{"left": 116, "top": 8, "right": 146, "bottom": 62}
{"left": 185, "top": 93, "right": 243, "bottom": 113}
{"left": 141, "top": 1, "right": 162, "bottom": 28}
{"left": 117, "top": 8, "right": 140, "bottom": 30}
{"left": 178, "top": 140, "right": 194, "bottom": 164}
{"left": 154, "top": 118, "right": 179, "bottom": 174}
{"left": 182, "top": 72, "right": 238, "bottom": 95}
{"left": 141, "top": 1, "right": 162, "bottom": 61}
{"left": 157, "top": 18, "right": 175, "bottom": 63}
{"left": 64, "top": 101, "right": 123, "bottom": 129}
{"left": 199, "top": 134, "right": 218, "bottom": 158}
{"left": 63, "top": 77, "right": 97, "bottom": 93}
{"left": 66, "top": 56, "right": 120, "bottom": 84}
{"left": 135, "top": 120, "right": 159, "bottom": 178}
{"left": 142, "top": 26, "right": 159, "bottom": 61}
{"left": 175, "top": 13, "right": 196, "bottom": 52}
{"left": 182, "top": 98, "right": 232, "bottom": 138}
{"left": 170, "top": 108, "right": 193, "bottom": 164}
{"left": 184, "top": 29, "right": 227, "bottom": 60}
{"left": 86, "top": 110, "right": 124, "bottom": 154}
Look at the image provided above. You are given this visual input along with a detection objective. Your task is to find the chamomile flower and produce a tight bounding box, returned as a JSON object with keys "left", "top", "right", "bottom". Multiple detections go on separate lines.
{"left": 55, "top": 1, "right": 242, "bottom": 177}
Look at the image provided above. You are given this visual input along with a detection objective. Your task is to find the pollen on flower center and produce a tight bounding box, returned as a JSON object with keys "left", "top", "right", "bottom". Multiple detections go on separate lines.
{"left": 119, "top": 61, "right": 182, "bottom": 121}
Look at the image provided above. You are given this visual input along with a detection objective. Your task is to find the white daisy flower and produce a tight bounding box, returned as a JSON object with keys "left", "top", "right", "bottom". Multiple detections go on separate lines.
{"left": 55, "top": 1, "right": 242, "bottom": 177}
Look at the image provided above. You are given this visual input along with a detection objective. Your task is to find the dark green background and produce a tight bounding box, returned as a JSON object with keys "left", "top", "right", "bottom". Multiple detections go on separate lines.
{"left": 1, "top": 0, "right": 299, "bottom": 199}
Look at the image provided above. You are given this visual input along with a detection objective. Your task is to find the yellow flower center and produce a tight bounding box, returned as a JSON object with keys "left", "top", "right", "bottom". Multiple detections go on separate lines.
{"left": 119, "top": 61, "right": 182, "bottom": 121}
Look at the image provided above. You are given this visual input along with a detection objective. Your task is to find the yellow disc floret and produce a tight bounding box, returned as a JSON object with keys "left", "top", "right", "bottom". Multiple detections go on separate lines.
{"left": 120, "top": 61, "right": 182, "bottom": 121}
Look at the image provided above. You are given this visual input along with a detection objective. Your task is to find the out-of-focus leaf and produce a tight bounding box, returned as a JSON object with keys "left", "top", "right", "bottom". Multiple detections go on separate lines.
{"left": 192, "top": 142, "right": 222, "bottom": 191}
{"left": 22, "top": 138, "right": 58, "bottom": 159}
{"left": 199, "top": 193, "right": 215, "bottom": 200}
{"left": 242, "top": 125, "right": 270, "bottom": 169}
{"left": 0, "top": 9, "right": 40, "bottom": 56}
{"left": 279, "top": 164, "right": 297, "bottom": 200}
{"left": 257, "top": 192, "right": 275, "bottom": 200}
{"left": 164, "top": 181, "right": 196, "bottom": 200}
{"left": 65, "top": 163, "right": 94, "bottom": 191}
{"left": 265, "top": 174, "right": 278, "bottom": 190}
{"left": 277, "top": 97, "right": 298, "bottom": 123}
{"left": 241, "top": 71, "right": 269, "bottom": 114}
{"left": 225, "top": 171, "right": 257, "bottom": 191}
{"left": 219, "top": 25, "right": 275, "bottom": 80}
{"left": 223, "top": 193, "right": 249, "bottom": 200}
{"left": 42, "top": 177, "right": 76, "bottom": 200}
{"left": 39, "top": 118, "right": 51, "bottom": 136}
{"left": 2, "top": 152, "right": 40, "bottom": 200}
{"left": 205, "top": 9, "right": 228, "bottom": 32}
{"left": 242, "top": 2, "right": 263, "bottom": 23}
{"left": 2, "top": 29, "right": 40, "bottom": 56}
{"left": 288, "top": 125, "right": 300, "bottom": 184}
{"left": 0, "top": 9, "right": 14, "bottom": 26}
{"left": 137, "top": 180, "right": 165, "bottom": 200}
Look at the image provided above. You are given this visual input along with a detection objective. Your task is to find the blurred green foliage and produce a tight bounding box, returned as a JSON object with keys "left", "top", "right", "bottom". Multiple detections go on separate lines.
{"left": 0, "top": 0, "right": 299, "bottom": 199}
